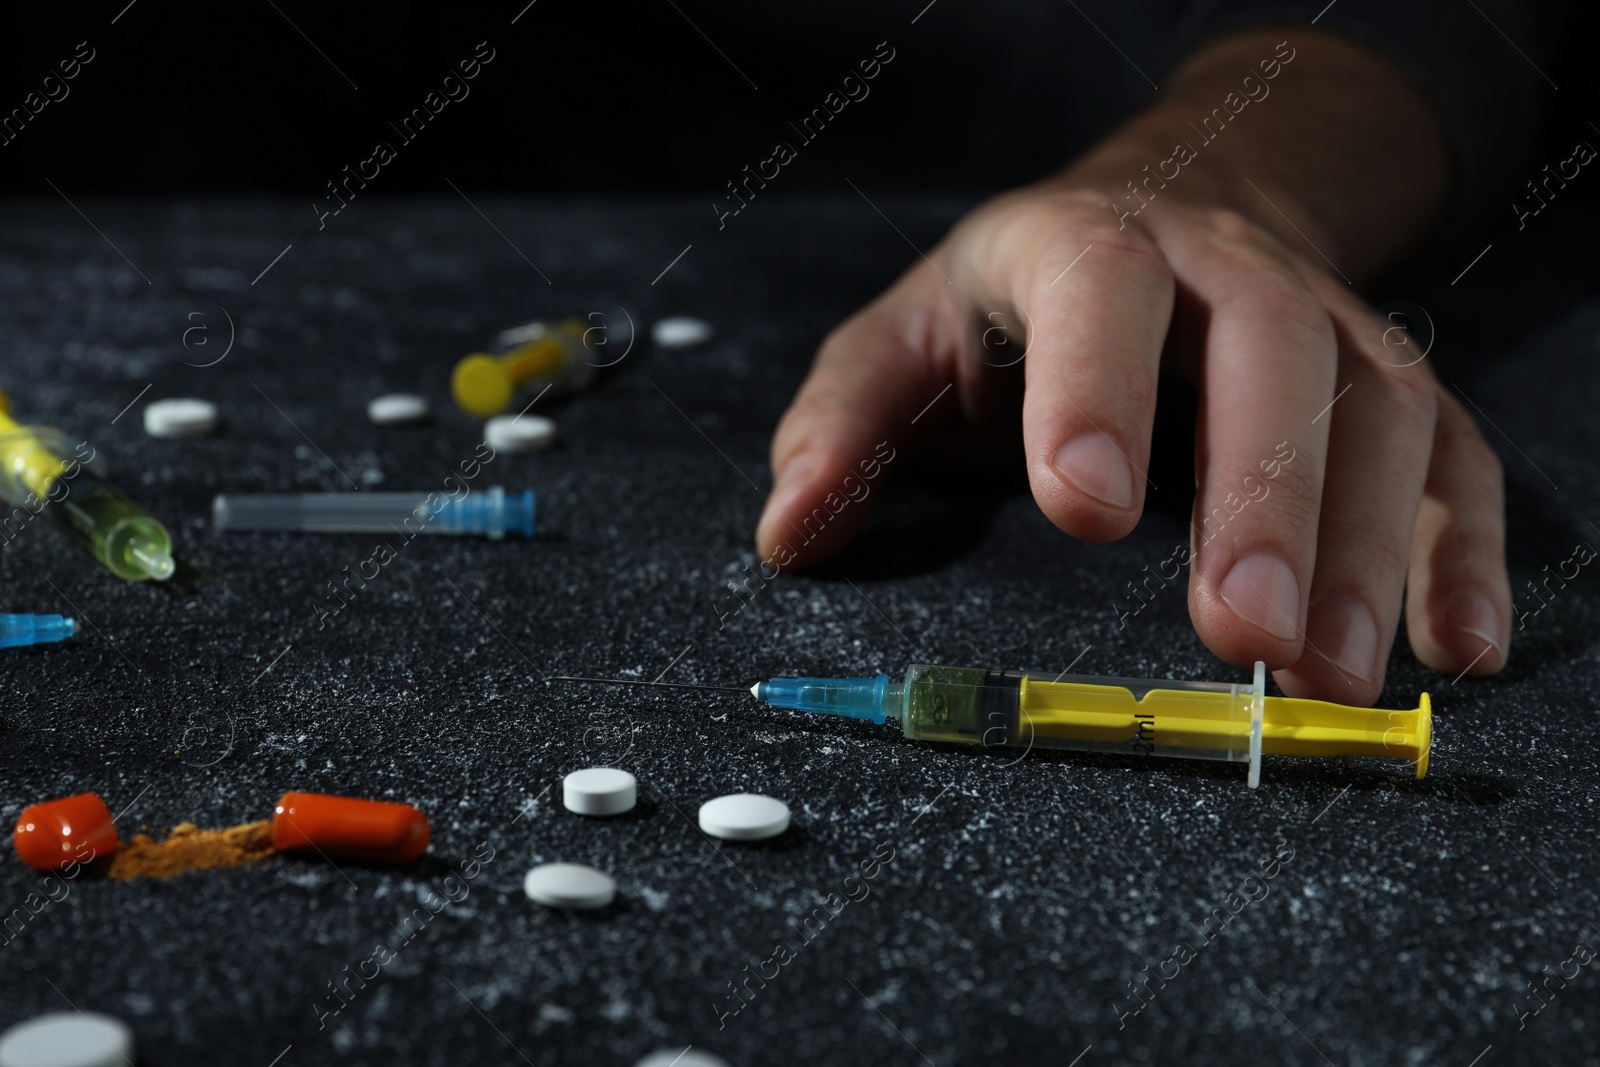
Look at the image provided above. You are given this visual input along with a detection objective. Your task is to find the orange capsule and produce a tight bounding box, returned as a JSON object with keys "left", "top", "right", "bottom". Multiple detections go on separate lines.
{"left": 271, "top": 792, "right": 430, "bottom": 864}
{"left": 14, "top": 792, "right": 120, "bottom": 871}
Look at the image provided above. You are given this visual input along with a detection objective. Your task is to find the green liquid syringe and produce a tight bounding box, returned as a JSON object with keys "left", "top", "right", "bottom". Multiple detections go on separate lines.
{"left": 0, "top": 405, "right": 175, "bottom": 582}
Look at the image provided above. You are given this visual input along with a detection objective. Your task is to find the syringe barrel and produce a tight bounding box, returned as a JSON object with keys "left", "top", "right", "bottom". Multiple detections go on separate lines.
{"left": 52, "top": 473, "right": 175, "bottom": 581}
{"left": 213, "top": 487, "right": 535, "bottom": 539}
{"left": 896, "top": 664, "right": 1260, "bottom": 765}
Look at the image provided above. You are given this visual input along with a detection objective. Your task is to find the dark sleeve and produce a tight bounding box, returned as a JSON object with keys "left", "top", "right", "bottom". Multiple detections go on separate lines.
{"left": 1164, "top": 0, "right": 1575, "bottom": 229}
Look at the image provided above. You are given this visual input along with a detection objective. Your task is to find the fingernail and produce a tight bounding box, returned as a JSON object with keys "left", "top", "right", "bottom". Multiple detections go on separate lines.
{"left": 1313, "top": 595, "right": 1377, "bottom": 683}
{"left": 758, "top": 453, "right": 819, "bottom": 536}
{"left": 1444, "top": 589, "right": 1503, "bottom": 654}
{"left": 1218, "top": 552, "right": 1301, "bottom": 640}
{"left": 1051, "top": 434, "right": 1134, "bottom": 509}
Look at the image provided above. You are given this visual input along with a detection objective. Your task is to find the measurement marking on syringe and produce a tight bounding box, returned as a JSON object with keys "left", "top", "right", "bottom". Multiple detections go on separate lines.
{"left": 1132, "top": 713, "right": 1155, "bottom": 754}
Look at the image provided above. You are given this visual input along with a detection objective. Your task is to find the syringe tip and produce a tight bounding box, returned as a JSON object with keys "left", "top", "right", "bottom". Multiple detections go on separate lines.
{"left": 128, "top": 543, "right": 176, "bottom": 581}
{"left": 0, "top": 613, "right": 76, "bottom": 649}
{"left": 751, "top": 674, "right": 893, "bottom": 724}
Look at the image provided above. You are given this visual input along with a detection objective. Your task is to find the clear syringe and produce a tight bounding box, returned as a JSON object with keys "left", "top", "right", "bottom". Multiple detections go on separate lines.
{"left": 752, "top": 661, "right": 1431, "bottom": 788}
{"left": 212, "top": 486, "right": 535, "bottom": 540}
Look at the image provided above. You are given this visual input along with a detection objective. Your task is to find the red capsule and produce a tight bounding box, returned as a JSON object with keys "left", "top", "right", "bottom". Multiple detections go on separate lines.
{"left": 14, "top": 792, "right": 120, "bottom": 871}
{"left": 271, "top": 792, "right": 430, "bottom": 864}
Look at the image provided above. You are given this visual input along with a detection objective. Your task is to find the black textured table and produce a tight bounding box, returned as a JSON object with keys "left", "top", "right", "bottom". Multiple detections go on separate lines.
{"left": 1, "top": 196, "right": 1597, "bottom": 1067}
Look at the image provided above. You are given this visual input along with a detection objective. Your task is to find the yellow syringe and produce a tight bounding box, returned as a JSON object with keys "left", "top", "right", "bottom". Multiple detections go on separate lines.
{"left": 0, "top": 395, "right": 175, "bottom": 582}
{"left": 451, "top": 316, "right": 606, "bottom": 417}
{"left": 753, "top": 661, "right": 1431, "bottom": 787}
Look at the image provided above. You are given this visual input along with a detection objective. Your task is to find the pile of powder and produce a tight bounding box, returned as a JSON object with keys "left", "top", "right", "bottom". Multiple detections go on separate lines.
{"left": 106, "top": 820, "right": 275, "bottom": 880}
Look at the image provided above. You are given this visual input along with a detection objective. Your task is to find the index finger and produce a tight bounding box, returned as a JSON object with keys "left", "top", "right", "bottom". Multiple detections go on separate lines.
{"left": 1156, "top": 211, "right": 1338, "bottom": 668}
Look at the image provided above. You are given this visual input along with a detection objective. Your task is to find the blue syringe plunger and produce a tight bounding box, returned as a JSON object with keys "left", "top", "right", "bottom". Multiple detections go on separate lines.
{"left": 212, "top": 486, "right": 536, "bottom": 540}
{"left": 753, "top": 674, "right": 896, "bottom": 725}
{"left": 433, "top": 486, "right": 536, "bottom": 539}
{"left": 0, "top": 614, "right": 75, "bottom": 650}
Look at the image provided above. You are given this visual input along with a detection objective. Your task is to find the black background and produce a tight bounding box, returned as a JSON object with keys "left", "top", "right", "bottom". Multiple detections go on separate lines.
{"left": 0, "top": 0, "right": 1135, "bottom": 194}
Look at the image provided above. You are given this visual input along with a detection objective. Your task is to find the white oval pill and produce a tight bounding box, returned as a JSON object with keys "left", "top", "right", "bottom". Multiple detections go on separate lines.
{"left": 651, "top": 316, "right": 713, "bottom": 349}
{"left": 563, "top": 767, "right": 637, "bottom": 816}
{"left": 636, "top": 1051, "right": 732, "bottom": 1067}
{"left": 0, "top": 1012, "right": 134, "bottom": 1067}
{"left": 485, "top": 413, "right": 556, "bottom": 453}
{"left": 524, "top": 862, "right": 615, "bottom": 909}
{"left": 698, "top": 793, "right": 789, "bottom": 841}
{"left": 143, "top": 398, "right": 218, "bottom": 439}
{"left": 367, "top": 393, "right": 429, "bottom": 425}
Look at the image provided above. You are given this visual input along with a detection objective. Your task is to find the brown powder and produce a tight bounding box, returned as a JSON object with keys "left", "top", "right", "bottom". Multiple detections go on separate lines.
{"left": 106, "top": 820, "right": 275, "bottom": 880}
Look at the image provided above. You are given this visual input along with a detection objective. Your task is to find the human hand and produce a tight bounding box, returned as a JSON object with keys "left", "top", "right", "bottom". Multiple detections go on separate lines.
{"left": 755, "top": 29, "right": 1511, "bottom": 704}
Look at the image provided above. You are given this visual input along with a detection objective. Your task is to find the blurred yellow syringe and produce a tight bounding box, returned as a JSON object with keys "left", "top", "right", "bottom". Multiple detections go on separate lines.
{"left": 0, "top": 393, "right": 175, "bottom": 582}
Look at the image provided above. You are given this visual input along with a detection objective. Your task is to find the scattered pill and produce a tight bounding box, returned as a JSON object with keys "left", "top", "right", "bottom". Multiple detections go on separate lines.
{"left": 143, "top": 397, "right": 218, "bottom": 439}
{"left": 524, "top": 862, "right": 615, "bottom": 910}
{"left": 367, "top": 393, "right": 429, "bottom": 425}
{"left": 635, "top": 1051, "right": 732, "bottom": 1067}
{"left": 271, "top": 792, "right": 430, "bottom": 864}
{"left": 698, "top": 793, "right": 789, "bottom": 841}
{"left": 563, "top": 768, "right": 637, "bottom": 816}
{"left": 12, "top": 793, "right": 119, "bottom": 871}
{"left": 0, "top": 1011, "right": 133, "bottom": 1067}
{"left": 652, "top": 316, "right": 713, "bottom": 349}
{"left": 484, "top": 413, "right": 556, "bottom": 453}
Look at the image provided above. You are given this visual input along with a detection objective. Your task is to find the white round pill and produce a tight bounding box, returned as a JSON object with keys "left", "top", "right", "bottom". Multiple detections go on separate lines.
{"left": 0, "top": 1012, "right": 134, "bottom": 1067}
{"left": 484, "top": 413, "right": 556, "bottom": 453}
{"left": 563, "top": 767, "right": 637, "bottom": 816}
{"left": 635, "top": 1050, "right": 732, "bottom": 1067}
{"left": 142, "top": 397, "right": 218, "bottom": 439}
{"left": 524, "top": 862, "right": 615, "bottom": 909}
{"left": 698, "top": 793, "right": 789, "bottom": 841}
{"left": 367, "top": 393, "right": 429, "bottom": 425}
{"left": 651, "top": 316, "right": 713, "bottom": 349}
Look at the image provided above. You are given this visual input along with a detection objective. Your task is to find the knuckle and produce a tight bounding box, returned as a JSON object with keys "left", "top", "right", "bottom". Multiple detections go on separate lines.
{"left": 1347, "top": 308, "right": 1441, "bottom": 384}
{"left": 1188, "top": 210, "right": 1337, "bottom": 347}
{"left": 1370, "top": 359, "right": 1438, "bottom": 428}
{"left": 1384, "top": 354, "right": 1438, "bottom": 404}
{"left": 1195, "top": 205, "right": 1271, "bottom": 246}
{"left": 1435, "top": 491, "right": 1507, "bottom": 556}
{"left": 1062, "top": 215, "right": 1166, "bottom": 264}
{"left": 1215, "top": 281, "right": 1334, "bottom": 349}
{"left": 1033, "top": 191, "right": 1172, "bottom": 271}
